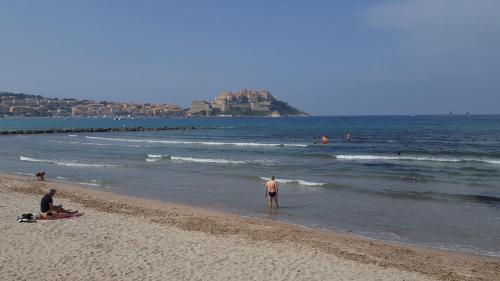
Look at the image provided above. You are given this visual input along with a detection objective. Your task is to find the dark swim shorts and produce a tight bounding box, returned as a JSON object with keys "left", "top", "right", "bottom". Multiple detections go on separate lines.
{"left": 268, "top": 192, "right": 277, "bottom": 198}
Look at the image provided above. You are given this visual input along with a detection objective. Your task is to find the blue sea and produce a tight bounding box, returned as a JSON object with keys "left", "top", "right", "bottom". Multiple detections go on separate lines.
{"left": 1, "top": 116, "right": 499, "bottom": 256}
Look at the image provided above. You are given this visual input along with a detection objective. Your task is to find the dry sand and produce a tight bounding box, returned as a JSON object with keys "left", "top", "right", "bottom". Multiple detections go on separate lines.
{"left": 0, "top": 174, "right": 498, "bottom": 281}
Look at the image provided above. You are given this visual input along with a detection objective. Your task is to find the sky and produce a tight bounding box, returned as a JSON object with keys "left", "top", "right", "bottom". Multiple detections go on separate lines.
{"left": 1, "top": 0, "right": 499, "bottom": 115}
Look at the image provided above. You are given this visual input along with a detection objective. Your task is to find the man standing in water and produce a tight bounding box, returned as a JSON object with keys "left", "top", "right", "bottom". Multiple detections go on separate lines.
{"left": 265, "top": 176, "right": 279, "bottom": 208}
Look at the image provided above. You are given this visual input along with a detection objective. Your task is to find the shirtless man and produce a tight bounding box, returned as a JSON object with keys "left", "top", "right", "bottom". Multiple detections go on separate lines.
{"left": 265, "top": 176, "right": 279, "bottom": 208}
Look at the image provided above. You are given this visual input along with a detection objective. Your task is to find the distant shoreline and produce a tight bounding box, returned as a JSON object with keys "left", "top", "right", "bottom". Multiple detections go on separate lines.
{"left": 3, "top": 114, "right": 500, "bottom": 119}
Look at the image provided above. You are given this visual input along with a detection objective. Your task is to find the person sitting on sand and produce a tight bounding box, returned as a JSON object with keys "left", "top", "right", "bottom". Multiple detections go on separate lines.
{"left": 265, "top": 176, "right": 279, "bottom": 208}
{"left": 38, "top": 189, "right": 82, "bottom": 220}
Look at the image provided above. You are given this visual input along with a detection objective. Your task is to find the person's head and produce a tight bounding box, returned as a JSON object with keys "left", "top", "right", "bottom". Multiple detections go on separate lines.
{"left": 271, "top": 176, "right": 275, "bottom": 180}
{"left": 48, "top": 189, "right": 56, "bottom": 197}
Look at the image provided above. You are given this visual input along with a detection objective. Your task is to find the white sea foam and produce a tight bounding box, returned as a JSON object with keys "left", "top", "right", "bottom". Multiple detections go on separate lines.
{"left": 11, "top": 172, "right": 34, "bottom": 176}
{"left": 146, "top": 154, "right": 275, "bottom": 165}
{"left": 68, "top": 134, "right": 78, "bottom": 137}
{"left": 53, "top": 179, "right": 101, "bottom": 187}
{"left": 145, "top": 154, "right": 170, "bottom": 162}
{"left": 19, "top": 156, "right": 47, "bottom": 163}
{"left": 147, "top": 154, "right": 166, "bottom": 158}
{"left": 334, "top": 154, "right": 500, "bottom": 164}
{"left": 170, "top": 156, "right": 246, "bottom": 164}
{"left": 85, "top": 136, "right": 307, "bottom": 147}
{"left": 483, "top": 159, "right": 500, "bottom": 165}
{"left": 19, "top": 156, "right": 121, "bottom": 167}
{"left": 260, "top": 177, "right": 326, "bottom": 186}
{"left": 77, "top": 182, "right": 101, "bottom": 187}
{"left": 49, "top": 140, "right": 149, "bottom": 148}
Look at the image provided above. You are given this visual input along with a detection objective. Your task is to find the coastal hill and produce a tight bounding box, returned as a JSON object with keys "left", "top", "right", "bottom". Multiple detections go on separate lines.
{"left": 190, "top": 90, "right": 307, "bottom": 117}
{"left": 1, "top": 90, "right": 307, "bottom": 118}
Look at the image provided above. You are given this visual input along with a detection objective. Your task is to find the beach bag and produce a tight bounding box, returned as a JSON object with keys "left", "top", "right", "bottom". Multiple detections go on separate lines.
{"left": 17, "top": 213, "right": 36, "bottom": 223}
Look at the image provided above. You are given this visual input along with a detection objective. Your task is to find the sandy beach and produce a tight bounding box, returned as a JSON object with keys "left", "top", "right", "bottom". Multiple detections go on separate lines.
{"left": 0, "top": 174, "right": 498, "bottom": 281}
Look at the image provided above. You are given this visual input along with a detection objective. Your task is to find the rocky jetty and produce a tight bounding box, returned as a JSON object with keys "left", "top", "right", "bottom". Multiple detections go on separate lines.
{"left": 0, "top": 126, "right": 214, "bottom": 135}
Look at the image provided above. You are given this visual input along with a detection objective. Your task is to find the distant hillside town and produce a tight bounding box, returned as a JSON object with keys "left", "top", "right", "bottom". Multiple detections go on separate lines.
{"left": 0, "top": 91, "right": 183, "bottom": 117}
{"left": 190, "top": 90, "right": 307, "bottom": 117}
{"left": 0, "top": 90, "right": 306, "bottom": 118}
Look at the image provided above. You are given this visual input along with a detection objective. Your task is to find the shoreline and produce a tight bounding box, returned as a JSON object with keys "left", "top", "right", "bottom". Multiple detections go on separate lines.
{"left": 9, "top": 172, "right": 499, "bottom": 259}
{"left": 1, "top": 173, "right": 499, "bottom": 280}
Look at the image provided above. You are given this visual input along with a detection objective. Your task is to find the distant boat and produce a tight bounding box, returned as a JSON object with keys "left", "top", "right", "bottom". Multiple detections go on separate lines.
{"left": 449, "top": 110, "right": 453, "bottom": 116}
{"left": 466, "top": 111, "right": 470, "bottom": 116}
{"left": 411, "top": 112, "right": 416, "bottom": 117}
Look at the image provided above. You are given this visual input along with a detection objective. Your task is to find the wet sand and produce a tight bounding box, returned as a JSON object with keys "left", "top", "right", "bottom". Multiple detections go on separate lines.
{"left": 0, "top": 174, "right": 498, "bottom": 281}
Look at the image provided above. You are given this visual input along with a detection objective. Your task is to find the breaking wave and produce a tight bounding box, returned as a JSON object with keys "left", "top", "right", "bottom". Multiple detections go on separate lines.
{"left": 147, "top": 154, "right": 166, "bottom": 158}
{"left": 53, "top": 178, "right": 101, "bottom": 187}
{"left": 260, "top": 177, "right": 326, "bottom": 186}
{"left": 334, "top": 155, "right": 500, "bottom": 165}
{"left": 145, "top": 154, "right": 245, "bottom": 164}
{"left": 145, "top": 154, "right": 275, "bottom": 165}
{"left": 19, "top": 156, "right": 121, "bottom": 167}
{"left": 171, "top": 156, "right": 246, "bottom": 164}
{"left": 49, "top": 139, "right": 149, "bottom": 148}
{"left": 86, "top": 136, "right": 307, "bottom": 147}
{"left": 11, "top": 172, "right": 34, "bottom": 176}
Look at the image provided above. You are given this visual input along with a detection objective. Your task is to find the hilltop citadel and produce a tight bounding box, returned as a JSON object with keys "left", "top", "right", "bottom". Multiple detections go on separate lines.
{"left": 190, "top": 90, "right": 306, "bottom": 117}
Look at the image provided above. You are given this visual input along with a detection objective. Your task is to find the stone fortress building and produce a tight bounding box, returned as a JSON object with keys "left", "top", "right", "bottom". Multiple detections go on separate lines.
{"left": 190, "top": 90, "right": 275, "bottom": 116}
{"left": 190, "top": 101, "right": 213, "bottom": 116}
